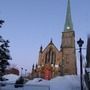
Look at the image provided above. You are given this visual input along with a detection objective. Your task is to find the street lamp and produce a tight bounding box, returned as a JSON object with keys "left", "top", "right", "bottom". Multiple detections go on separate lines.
{"left": 25, "top": 69, "right": 27, "bottom": 77}
{"left": 77, "top": 38, "right": 84, "bottom": 90}
{"left": 21, "top": 67, "right": 23, "bottom": 76}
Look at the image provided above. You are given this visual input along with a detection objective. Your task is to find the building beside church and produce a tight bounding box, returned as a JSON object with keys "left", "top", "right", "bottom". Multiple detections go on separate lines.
{"left": 29, "top": 0, "right": 77, "bottom": 80}
{"left": 84, "top": 36, "right": 90, "bottom": 89}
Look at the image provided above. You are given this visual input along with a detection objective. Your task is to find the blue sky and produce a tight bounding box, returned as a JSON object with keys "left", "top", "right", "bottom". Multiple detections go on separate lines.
{"left": 0, "top": 0, "right": 90, "bottom": 73}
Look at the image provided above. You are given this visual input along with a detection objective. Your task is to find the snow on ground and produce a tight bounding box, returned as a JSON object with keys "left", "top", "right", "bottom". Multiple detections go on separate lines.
{"left": 26, "top": 78, "right": 49, "bottom": 85}
{"left": 0, "top": 75, "right": 80, "bottom": 90}
{"left": 50, "top": 75, "right": 80, "bottom": 90}
{"left": 3, "top": 74, "right": 20, "bottom": 83}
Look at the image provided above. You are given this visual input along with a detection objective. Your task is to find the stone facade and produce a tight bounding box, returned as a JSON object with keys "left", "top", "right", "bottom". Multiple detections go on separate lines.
{"left": 29, "top": 0, "right": 77, "bottom": 80}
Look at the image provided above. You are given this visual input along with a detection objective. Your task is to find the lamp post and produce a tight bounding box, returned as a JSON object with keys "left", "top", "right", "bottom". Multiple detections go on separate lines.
{"left": 77, "top": 38, "right": 84, "bottom": 90}
{"left": 25, "top": 69, "right": 27, "bottom": 77}
{"left": 21, "top": 67, "right": 23, "bottom": 76}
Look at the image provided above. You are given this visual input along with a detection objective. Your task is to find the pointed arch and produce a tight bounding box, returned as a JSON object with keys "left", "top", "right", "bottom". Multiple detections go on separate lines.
{"left": 45, "top": 48, "right": 56, "bottom": 65}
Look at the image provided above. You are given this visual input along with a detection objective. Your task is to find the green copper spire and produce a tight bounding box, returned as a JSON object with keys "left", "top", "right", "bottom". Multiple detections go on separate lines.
{"left": 64, "top": 0, "right": 73, "bottom": 31}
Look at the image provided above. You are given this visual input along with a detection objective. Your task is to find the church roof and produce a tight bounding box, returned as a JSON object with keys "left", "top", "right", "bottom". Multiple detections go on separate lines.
{"left": 64, "top": 0, "right": 73, "bottom": 31}
{"left": 42, "top": 40, "right": 59, "bottom": 53}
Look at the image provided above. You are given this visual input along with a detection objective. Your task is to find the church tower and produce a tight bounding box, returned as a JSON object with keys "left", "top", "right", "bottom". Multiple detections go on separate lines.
{"left": 61, "top": 0, "right": 77, "bottom": 75}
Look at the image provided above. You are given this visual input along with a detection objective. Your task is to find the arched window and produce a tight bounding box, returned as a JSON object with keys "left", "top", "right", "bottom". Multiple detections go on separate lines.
{"left": 51, "top": 52, "right": 56, "bottom": 65}
{"left": 51, "top": 52, "right": 53, "bottom": 64}
{"left": 45, "top": 48, "right": 56, "bottom": 65}
{"left": 45, "top": 53, "right": 48, "bottom": 64}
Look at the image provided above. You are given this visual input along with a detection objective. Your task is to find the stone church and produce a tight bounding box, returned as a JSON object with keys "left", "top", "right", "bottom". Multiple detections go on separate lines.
{"left": 29, "top": 0, "right": 77, "bottom": 80}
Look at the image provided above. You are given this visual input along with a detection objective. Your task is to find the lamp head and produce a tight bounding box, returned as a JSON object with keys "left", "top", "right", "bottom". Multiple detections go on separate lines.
{"left": 77, "top": 38, "right": 84, "bottom": 47}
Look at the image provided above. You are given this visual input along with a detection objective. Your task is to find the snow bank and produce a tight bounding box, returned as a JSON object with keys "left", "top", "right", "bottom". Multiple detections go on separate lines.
{"left": 0, "top": 75, "right": 80, "bottom": 90}
{"left": 50, "top": 75, "right": 80, "bottom": 90}
{"left": 3, "top": 74, "right": 19, "bottom": 83}
{"left": 26, "top": 78, "right": 49, "bottom": 86}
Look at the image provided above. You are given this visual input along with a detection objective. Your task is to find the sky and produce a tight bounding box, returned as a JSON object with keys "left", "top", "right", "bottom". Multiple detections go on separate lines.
{"left": 0, "top": 0, "right": 90, "bottom": 73}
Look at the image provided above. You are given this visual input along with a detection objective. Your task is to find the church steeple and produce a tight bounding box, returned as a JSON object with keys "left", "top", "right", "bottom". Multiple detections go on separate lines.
{"left": 64, "top": 0, "right": 73, "bottom": 31}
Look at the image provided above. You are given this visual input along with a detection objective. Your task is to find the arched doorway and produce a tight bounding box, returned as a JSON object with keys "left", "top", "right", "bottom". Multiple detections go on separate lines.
{"left": 43, "top": 65, "right": 52, "bottom": 80}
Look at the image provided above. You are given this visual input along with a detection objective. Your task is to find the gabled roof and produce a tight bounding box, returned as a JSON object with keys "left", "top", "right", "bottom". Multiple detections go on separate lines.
{"left": 42, "top": 40, "right": 60, "bottom": 53}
